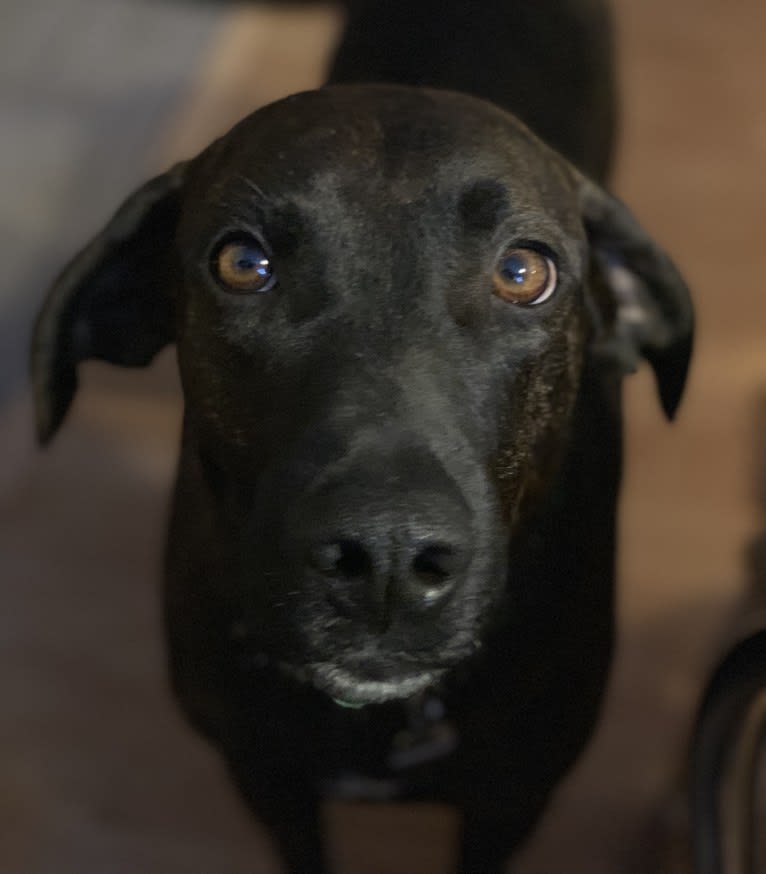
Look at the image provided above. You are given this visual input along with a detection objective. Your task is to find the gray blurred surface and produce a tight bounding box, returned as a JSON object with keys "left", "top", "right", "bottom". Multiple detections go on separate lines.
{"left": 0, "top": 0, "right": 221, "bottom": 409}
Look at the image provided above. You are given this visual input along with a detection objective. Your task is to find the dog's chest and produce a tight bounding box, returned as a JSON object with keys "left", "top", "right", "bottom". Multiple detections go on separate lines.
{"left": 320, "top": 695, "right": 459, "bottom": 800}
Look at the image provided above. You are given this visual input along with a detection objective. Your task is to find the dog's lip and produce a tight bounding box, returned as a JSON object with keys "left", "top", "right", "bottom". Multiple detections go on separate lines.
{"left": 278, "top": 659, "right": 444, "bottom": 706}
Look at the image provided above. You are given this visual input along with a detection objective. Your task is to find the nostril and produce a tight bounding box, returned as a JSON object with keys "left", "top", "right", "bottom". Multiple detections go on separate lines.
{"left": 308, "top": 539, "right": 372, "bottom": 580}
{"left": 411, "top": 543, "right": 461, "bottom": 589}
{"left": 335, "top": 541, "right": 372, "bottom": 579}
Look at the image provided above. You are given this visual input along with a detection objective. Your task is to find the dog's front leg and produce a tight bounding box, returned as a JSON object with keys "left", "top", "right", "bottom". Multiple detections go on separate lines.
{"left": 459, "top": 802, "right": 545, "bottom": 874}
{"left": 231, "top": 770, "right": 327, "bottom": 874}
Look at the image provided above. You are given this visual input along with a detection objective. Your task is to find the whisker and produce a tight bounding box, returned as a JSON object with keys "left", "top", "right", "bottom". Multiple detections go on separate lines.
{"left": 238, "top": 175, "right": 270, "bottom": 202}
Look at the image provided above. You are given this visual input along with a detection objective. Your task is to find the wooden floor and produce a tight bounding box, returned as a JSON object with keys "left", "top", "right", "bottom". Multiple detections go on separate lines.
{"left": 1, "top": 1, "right": 765, "bottom": 871}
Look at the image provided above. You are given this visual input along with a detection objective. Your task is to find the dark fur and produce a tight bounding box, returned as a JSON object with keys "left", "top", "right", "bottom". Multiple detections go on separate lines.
{"left": 31, "top": 2, "right": 693, "bottom": 871}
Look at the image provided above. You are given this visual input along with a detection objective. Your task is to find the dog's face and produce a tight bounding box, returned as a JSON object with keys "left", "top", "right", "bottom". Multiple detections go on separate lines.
{"left": 32, "top": 86, "right": 692, "bottom": 706}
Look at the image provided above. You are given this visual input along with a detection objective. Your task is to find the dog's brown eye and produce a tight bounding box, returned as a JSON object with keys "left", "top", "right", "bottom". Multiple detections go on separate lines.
{"left": 492, "top": 248, "right": 557, "bottom": 305}
{"left": 213, "top": 236, "right": 275, "bottom": 293}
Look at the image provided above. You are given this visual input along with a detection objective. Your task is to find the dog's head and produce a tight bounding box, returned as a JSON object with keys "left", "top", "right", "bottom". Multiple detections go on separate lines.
{"left": 32, "top": 86, "right": 692, "bottom": 706}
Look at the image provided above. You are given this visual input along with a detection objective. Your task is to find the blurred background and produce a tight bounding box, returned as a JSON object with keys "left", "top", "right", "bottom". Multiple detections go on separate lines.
{"left": 1, "top": 0, "right": 765, "bottom": 871}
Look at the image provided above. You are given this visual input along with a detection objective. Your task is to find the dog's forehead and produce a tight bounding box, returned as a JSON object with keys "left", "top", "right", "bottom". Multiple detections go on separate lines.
{"left": 190, "top": 85, "right": 579, "bottom": 225}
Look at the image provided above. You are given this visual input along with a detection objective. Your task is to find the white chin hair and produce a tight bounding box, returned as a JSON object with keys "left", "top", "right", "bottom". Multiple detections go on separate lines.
{"left": 312, "top": 664, "right": 441, "bottom": 706}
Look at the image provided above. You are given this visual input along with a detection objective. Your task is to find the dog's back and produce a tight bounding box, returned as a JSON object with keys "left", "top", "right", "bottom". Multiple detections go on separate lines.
{"left": 329, "top": 0, "right": 616, "bottom": 181}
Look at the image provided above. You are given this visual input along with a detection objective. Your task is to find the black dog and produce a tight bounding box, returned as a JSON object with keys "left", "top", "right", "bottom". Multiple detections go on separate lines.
{"left": 32, "top": 1, "right": 693, "bottom": 871}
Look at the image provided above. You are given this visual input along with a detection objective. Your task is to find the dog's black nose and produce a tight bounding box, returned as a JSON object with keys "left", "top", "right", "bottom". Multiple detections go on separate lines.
{"left": 295, "top": 469, "right": 473, "bottom": 627}
{"left": 306, "top": 532, "right": 469, "bottom": 620}
{"left": 286, "top": 443, "right": 475, "bottom": 628}
{"left": 306, "top": 530, "right": 471, "bottom": 626}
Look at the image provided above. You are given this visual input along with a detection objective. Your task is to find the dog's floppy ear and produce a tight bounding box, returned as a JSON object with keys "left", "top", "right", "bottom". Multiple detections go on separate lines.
{"left": 578, "top": 176, "right": 694, "bottom": 420}
{"left": 31, "top": 162, "right": 187, "bottom": 445}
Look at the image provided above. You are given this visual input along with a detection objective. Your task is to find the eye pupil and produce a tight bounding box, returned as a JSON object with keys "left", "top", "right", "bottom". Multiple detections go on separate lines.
{"left": 235, "top": 250, "right": 266, "bottom": 268}
{"left": 233, "top": 248, "right": 264, "bottom": 272}
{"left": 501, "top": 254, "right": 529, "bottom": 284}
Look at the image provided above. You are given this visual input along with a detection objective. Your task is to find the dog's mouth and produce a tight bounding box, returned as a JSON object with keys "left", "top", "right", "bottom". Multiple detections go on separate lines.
{"left": 234, "top": 620, "right": 468, "bottom": 707}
